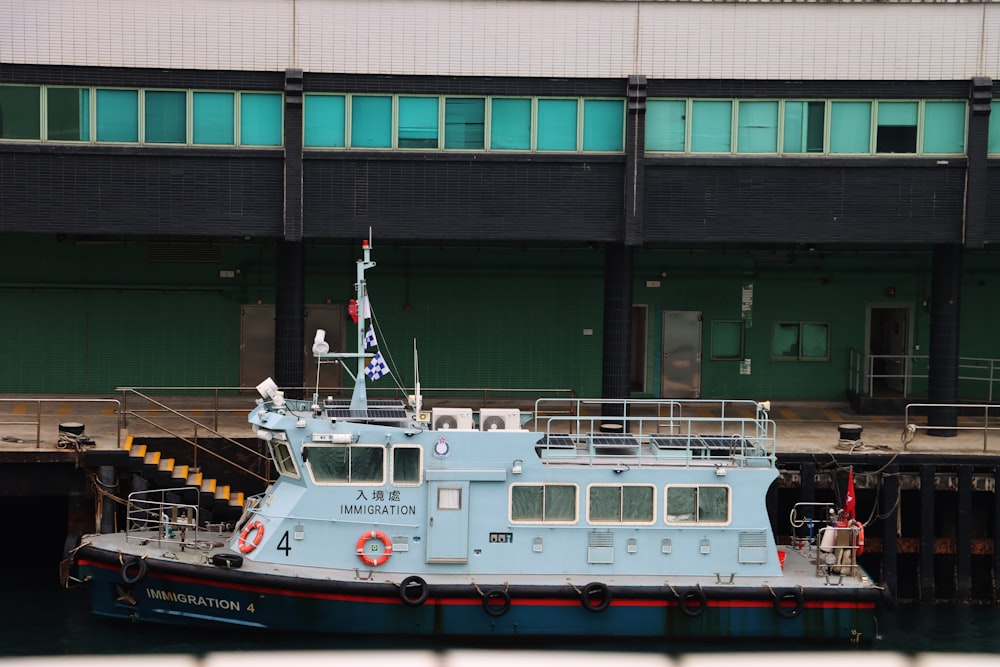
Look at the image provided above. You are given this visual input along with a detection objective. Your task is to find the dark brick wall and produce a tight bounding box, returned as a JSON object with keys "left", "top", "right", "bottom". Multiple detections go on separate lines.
{"left": 643, "top": 160, "right": 968, "bottom": 244}
{"left": 302, "top": 155, "right": 626, "bottom": 242}
{"left": 0, "top": 147, "right": 284, "bottom": 236}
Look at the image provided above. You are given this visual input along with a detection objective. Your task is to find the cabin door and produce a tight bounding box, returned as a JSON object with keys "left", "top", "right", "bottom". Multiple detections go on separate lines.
{"left": 426, "top": 481, "right": 470, "bottom": 563}
{"left": 660, "top": 310, "right": 702, "bottom": 398}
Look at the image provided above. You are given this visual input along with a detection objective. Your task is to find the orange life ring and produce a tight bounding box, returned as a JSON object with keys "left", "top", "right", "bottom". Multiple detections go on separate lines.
{"left": 238, "top": 520, "right": 265, "bottom": 554}
{"left": 356, "top": 530, "right": 393, "bottom": 567}
{"left": 852, "top": 520, "right": 865, "bottom": 555}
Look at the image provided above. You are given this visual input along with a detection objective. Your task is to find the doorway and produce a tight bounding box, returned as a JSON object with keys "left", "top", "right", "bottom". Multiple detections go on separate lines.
{"left": 867, "top": 306, "right": 910, "bottom": 395}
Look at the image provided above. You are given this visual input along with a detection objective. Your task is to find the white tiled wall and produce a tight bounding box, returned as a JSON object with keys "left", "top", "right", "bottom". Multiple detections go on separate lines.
{"left": 2, "top": 0, "right": 998, "bottom": 80}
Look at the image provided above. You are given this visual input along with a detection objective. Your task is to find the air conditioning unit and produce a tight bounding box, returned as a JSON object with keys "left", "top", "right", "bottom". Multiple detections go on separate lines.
{"left": 431, "top": 408, "right": 474, "bottom": 430}
{"left": 479, "top": 408, "right": 522, "bottom": 431}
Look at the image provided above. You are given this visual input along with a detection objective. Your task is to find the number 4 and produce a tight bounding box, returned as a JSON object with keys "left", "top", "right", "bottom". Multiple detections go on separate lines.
{"left": 277, "top": 530, "right": 291, "bottom": 556}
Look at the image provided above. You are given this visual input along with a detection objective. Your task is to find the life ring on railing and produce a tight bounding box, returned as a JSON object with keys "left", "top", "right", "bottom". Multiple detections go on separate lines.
{"left": 238, "top": 520, "right": 265, "bottom": 554}
{"left": 482, "top": 588, "right": 511, "bottom": 617}
{"left": 679, "top": 587, "right": 707, "bottom": 617}
{"left": 356, "top": 530, "right": 393, "bottom": 567}
{"left": 399, "top": 575, "right": 430, "bottom": 607}
{"left": 580, "top": 582, "right": 612, "bottom": 612}
{"left": 774, "top": 588, "right": 805, "bottom": 619}
{"left": 853, "top": 520, "right": 865, "bottom": 555}
{"left": 120, "top": 556, "right": 148, "bottom": 584}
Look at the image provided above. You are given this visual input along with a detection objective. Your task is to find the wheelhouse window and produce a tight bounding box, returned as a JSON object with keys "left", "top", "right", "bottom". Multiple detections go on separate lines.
{"left": 391, "top": 445, "right": 422, "bottom": 486}
{"left": 304, "top": 444, "right": 384, "bottom": 484}
{"left": 588, "top": 484, "right": 655, "bottom": 524}
{"left": 267, "top": 439, "right": 300, "bottom": 479}
{"left": 510, "top": 483, "right": 577, "bottom": 523}
{"left": 665, "top": 485, "right": 730, "bottom": 524}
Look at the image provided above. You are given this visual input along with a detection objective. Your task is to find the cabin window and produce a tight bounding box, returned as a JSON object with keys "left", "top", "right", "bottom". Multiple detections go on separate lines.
{"left": 438, "top": 487, "right": 462, "bottom": 510}
{"left": 267, "top": 440, "right": 300, "bottom": 479}
{"left": 391, "top": 446, "right": 422, "bottom": 486}
{"left": 510, "top": 483, "right": 577, "bottom": 523}
{"left": 304, "top": 445, "right": 384, "bottom": 485}
{"left": 588, "top": 484, "right": 655, "bottom": 524}
{"left": 665, "top": 485, "right": 730, "bottom": 524}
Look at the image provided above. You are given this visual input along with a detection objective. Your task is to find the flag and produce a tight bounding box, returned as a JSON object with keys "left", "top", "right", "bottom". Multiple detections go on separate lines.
{"left": 348, "top": 299, "right": 359, "bottom": 324}
{"left": 363, "top": 324, "right": 377, "bottom": 349}
{"left": 364, "top": 353, "right": 390, "bottom": 381}
{"left": 363, "top": 296, "right": 371, "bottom": 319}
{"left": 844, "top": 468, "right": 856, "bottom": 519}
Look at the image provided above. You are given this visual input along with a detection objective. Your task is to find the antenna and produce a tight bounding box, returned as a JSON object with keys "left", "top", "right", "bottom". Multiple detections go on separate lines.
{"left": 412, "top": 339, "right": 422, "bottom": 414}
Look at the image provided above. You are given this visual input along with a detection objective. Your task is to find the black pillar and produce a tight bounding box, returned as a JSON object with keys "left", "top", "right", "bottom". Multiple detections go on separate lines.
{"left": 880, "top": 463, "right": 899, "bottom": 603}
{"left": 927, "top": 244, "right": 962, "bottom": 436}
{"left": 275, "top": 241, "right": 305, "bottom": 396}
{"left": 601, "top": 243, "right": 633, "bottom": 403}
{"left": 275, "top": 69, "right": 306, "bottom": 397}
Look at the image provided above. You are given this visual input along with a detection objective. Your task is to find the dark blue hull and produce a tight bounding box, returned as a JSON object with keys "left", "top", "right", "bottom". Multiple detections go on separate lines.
{"left": 78, "top": 550, "right": 879, "bottom": 643}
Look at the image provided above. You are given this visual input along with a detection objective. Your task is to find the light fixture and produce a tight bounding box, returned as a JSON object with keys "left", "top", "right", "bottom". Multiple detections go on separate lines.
{"left": 512, "top": 459, "right": 523, "bottom": 475}
{"left": 312, "top": 329, "right": 329, "bottom": 356}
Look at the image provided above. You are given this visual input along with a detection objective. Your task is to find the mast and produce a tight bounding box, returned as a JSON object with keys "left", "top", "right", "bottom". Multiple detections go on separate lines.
{"left": 350, "top": 240, "right": 376, "bottom": 411}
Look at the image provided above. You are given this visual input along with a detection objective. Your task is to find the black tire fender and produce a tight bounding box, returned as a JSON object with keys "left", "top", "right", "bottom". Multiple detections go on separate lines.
{"left": 211, "top": 553, "right": 244, "bottom": 569}
{"left": 120, "top": 556, "right": 148, "bottom": 585}
{"left": 580, "top": 581, "right": 612, "bottom": 612}
{"left": 482, "top": 588, "right": 511, "bottom": 617}
{"left": 679, "top": 586, "right": 707, "bottom": 617}
{"left": 399, "top": 575, "right": 430, "bottom": 607}
{"left": 774, "top": 588, "right": 805, "bottom": 619}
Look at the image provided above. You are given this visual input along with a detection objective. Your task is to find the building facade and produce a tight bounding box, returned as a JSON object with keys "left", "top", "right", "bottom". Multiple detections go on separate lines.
{"left": 1, "top": 0, "right": 999, "bottom": 413}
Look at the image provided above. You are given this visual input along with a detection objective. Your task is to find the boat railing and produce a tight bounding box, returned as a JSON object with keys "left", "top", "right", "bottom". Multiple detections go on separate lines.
{"left": 788, "top": 502, "right": 864, "bottom": 579}
{"left": 532, "top": 398, "right": 776, "bottom": 467}
{"left": 125, "top": 487, "right": 211, "bottom": 547}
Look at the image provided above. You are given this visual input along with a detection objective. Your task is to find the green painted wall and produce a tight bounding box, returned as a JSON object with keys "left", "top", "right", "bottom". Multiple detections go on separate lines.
{"left": 3, "top": 236, "right": 999, "bottom": 401}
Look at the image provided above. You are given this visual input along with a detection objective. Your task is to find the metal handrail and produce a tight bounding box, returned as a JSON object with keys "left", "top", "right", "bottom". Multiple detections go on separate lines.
{"left": 0, "top": 397, "right": 121, "bottom": 450}
{"left": 117, "top": 389, "right": 272, "bottom": 483}
{"left": 903, "top": 402, "right": 1000, "bottom": 452}
{"left": 848, "top": 350, "right": 1000, "bottom": 401}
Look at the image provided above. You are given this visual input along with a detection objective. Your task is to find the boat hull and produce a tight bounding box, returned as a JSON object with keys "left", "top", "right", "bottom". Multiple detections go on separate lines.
{"left": 77, "top": 547, "right": 879, "bottom": 643}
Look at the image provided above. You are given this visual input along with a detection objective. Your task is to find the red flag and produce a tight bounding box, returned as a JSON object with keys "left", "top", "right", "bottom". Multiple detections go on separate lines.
{"left": 348, "top": 299, "right": 359, "bottom": 323}
{"left": 844, "top": 469, "right": 856, "bottom": 519}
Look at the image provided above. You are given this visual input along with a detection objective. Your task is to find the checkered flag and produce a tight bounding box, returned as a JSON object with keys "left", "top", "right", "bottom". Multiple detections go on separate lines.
{"left": 364, "top": 324, "right": 377, "bottom": 350}
{"left": 364, "top": 353, "right": 390, "bottom": 381}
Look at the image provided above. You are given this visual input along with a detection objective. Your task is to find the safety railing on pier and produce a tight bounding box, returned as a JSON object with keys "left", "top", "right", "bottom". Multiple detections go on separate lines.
{"left": 532, "top": 398, "right": 776, "bottom": 467}
{"left": 848, "top": 350, "right": 1000, "bottom": 401}
{"left": 902, "top": 402, "right": 1000, "bottom": 452}
{"left": 0, "top": 397, "right": 121, "bottom": 450}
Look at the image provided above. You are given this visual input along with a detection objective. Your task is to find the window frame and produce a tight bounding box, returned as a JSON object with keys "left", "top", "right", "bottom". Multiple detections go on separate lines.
{"left": 302, "top": 443, "right": 386, "bottom": 486}
{"left": 586, "top": 483, "right": 656, "bottom": 525}
{"left": 390, "top": 444, "right": 423, "bottom": 487}
{"left": 771, "top": 321, "right": 830, "bottom": 362}
{"left": 509, "top": 483, "right": 579, "bottom": 524}
{"left": 664, "top": 484, "right": 731, "bottom": 525}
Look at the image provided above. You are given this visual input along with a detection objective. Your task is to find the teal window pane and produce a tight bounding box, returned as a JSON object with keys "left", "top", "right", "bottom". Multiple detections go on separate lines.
{"left": 47, "top": 88, "right": 89, "bottom": 141}
{"left": 710, "top": 321, "right": 744, "bottom": 360}
{"left": 801, "top": 322, "right": 830, "bottom": 360}
{"left": 690, "top": 100, "right": 732, "bottom": 152}
{"left": 240, "top": 92, "right": 282, "bottom": 146}
{"left": 737, "top": 100, "right": 778, "bottom": 153}
{"left": 582, "top": 99, "right": 624, "bottom": 151}
{"left": 444, "top": 97, "right": 484, "bottom": 149}
{"left": 645, "top": 99, "right": 685, "bottom": 152}
{"left": 398, "top": 96, "right": 439, "bottom": 149}
{"left": 783, "top": 101, "right": 824, "bottom": 153}
{"left": 490, "top": 98, "right": 531, "bottom": 150}
{"left": 193, "top": 91, "right": 235, "bottom": 145}
{"left": 304, "top": 94, "right": 346, "bottom": 147}
{"left": 351, "top": 95, "right": 392, "bottom": 148}
{"left": 922, "top": 101, "right": 966, "bottom": 154}
{"left": 144, "top": 90, "right": 186, "bottom": 144}
{"left": 0, "top": 85, "right": 40, "bottom": 139}
{"left": 876, "top": 101, "right": 917, "bottom": 153}
{"left": 771, "top": 323, "right": 800, "bottom": 359}
{"left": 830, "top": 101, "right": 871, "bottom": 154}
{"left": 991, "top": 102, "right": 1000, "bottom": 154}
{"left": 96, "top": 89, "right": 138, "bottom": 142}
{"left": 537, "top": 98, "right": 577, "bottom": 151}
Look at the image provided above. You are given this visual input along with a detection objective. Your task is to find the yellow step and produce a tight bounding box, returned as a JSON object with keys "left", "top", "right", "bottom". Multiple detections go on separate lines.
{"left": 158, "top": 458, "right": 175, "bottom": 472}
{"left": 229, "top": 491, "right": 245, "bottom": 507}
{"left": 201, "top": 478, "right": 217, "bottom": 494}
{"left": 187, "top": 471, "right": 203, "bottom": 487}
{"left": 172, "top": 464, "right": 189, "bottom": 480}
{"left": 144, "top": 451, "right": 161, "bottom": 466}
{"left": 216, "top": 485, "right": 231, "bottom": 501}
{"left": 129, "top": 444, "right": 147, "bottom": 459}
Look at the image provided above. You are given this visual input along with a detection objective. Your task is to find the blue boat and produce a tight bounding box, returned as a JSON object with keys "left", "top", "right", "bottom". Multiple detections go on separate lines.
{"left": 75, "top": 240, "right": 884, "bottom": 643}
